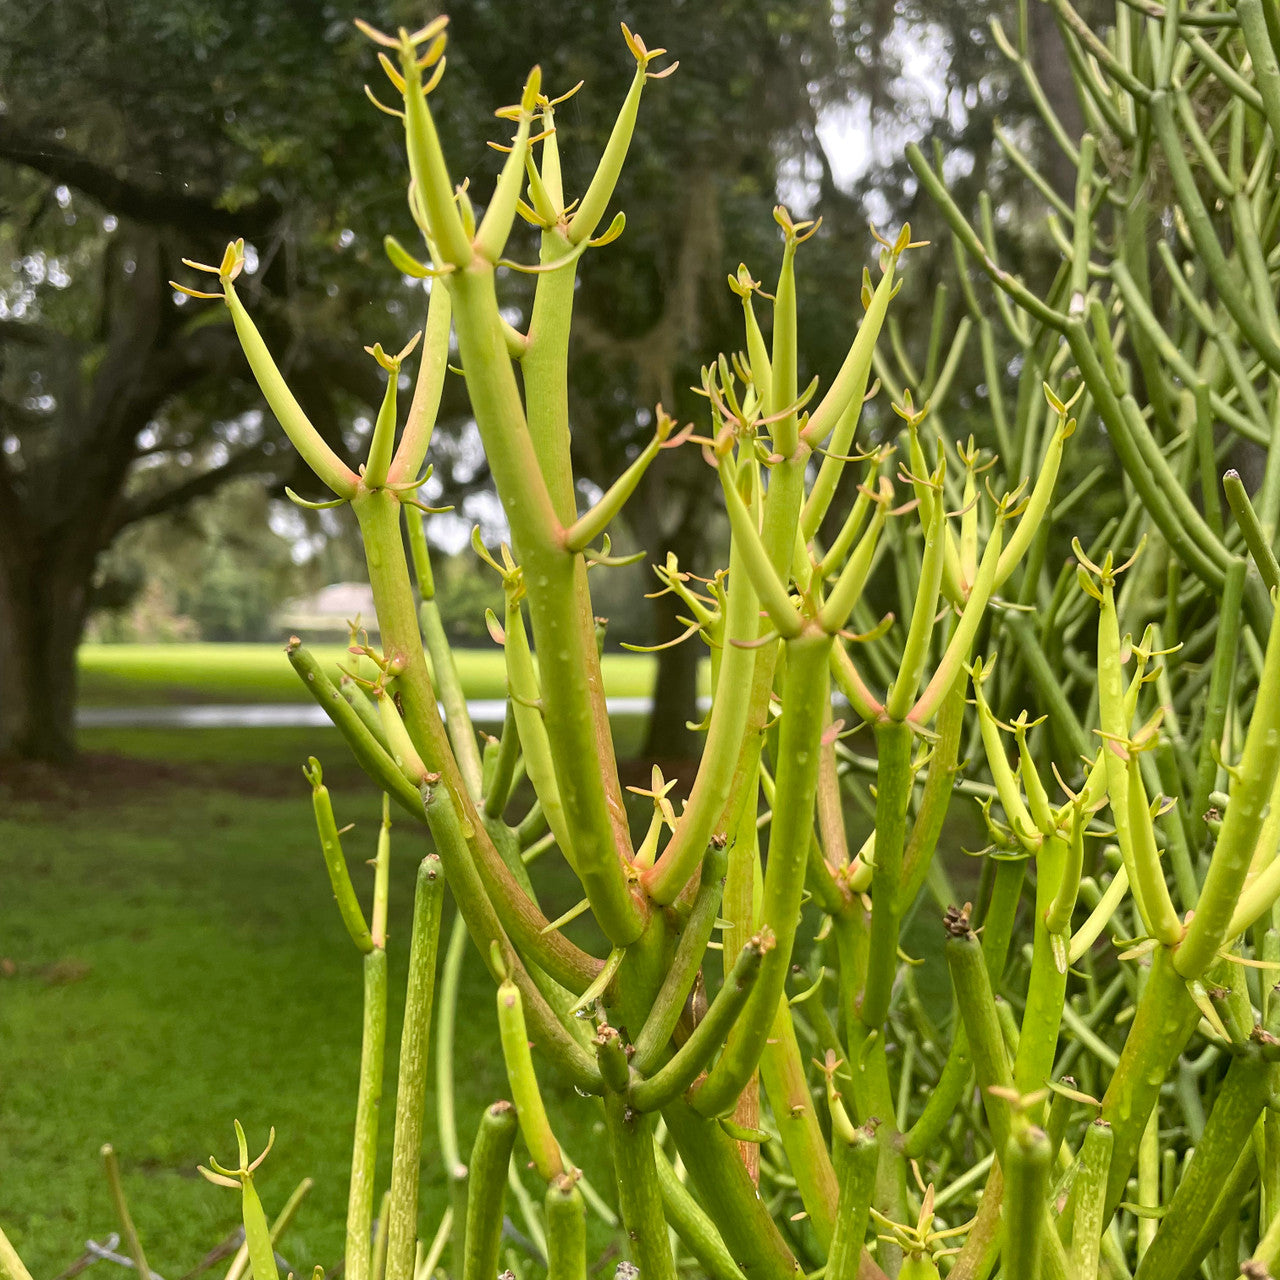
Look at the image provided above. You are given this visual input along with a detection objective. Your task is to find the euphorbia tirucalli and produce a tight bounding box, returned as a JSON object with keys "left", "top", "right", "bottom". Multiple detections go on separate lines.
{"left": 8, "top": 8, "right": 1280, "bottom": 1280}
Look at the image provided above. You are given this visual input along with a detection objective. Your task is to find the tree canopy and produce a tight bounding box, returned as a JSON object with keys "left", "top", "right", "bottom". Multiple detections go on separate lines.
{"left": 0, "top": 0, "right": 1043, "bottom": 760}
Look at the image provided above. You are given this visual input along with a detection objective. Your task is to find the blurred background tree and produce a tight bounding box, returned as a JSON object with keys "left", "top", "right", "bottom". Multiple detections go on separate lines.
{"left": 0, "top": 0, "right": 1076, "bottom": 762}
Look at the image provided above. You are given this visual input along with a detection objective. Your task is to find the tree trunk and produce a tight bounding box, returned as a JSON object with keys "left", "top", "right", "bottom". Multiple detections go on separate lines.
{"left": 0, "top": 538, "right": 94, "bottom": 764}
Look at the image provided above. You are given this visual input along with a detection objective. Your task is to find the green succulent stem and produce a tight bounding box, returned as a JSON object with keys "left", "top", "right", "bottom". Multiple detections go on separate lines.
{"left": 388, "top": 279, "right": 452, "bottom": 486}
{"left": 1178, "top": 585, "right": 1280, "bottom": 976}
{"left": 1133, "top": 1044, "right": 1274, "bottom": 1279}
{"left": 899, "top": 670, "right": 967, "bottom": 903}
{"left": 501, "top": 591, "right": 576, "bottom": 867}
{"left": 1069, "top": 1120, "right": 1114, "bottom": 1279}
{"left": 0, "top": 1229, "right": 33, "bottom": 1280}
{"left": 496, "top": 976, "right": 565, "bottom": 1182}
{"left": 633, "top": 847, "right": 728, "bottom": 1072}
{"left": 568, "top": 57, "right": 652, "bottom": 245}
{"left": 661, "top": 1102, "right": 800, "bottom": 1279}
{"left": 1093, "top": 573, "right": 1184, "bottom": 947}
{"left": 826, "top": 1125, "right": 879, "bottom": 1280}
{"left": 435, "top": 917, "right": 469, "bottom": 1277}
{"left": 817, "top": 496, "right": 889, "bottom": 634}
{"left": 340, "top": 677, "right": 392, "bottom": 752}
{"left": 861, "top": 719, "right": 914, "bottom": 1032}
{"left": 759, "top": 996, "right": 841, "bottom": 1245}
{"left": 1150, "top": 91, "right": 1280, "bottom": 376}
{"left": 474, "top": 71, "right": 539, "bottom": 263}
{"left": 385, "top": 856, "right": 446, "bottom": 1280}
{"left": 405, "top": 505, "right": 483, "bottom": 796}
{"left": 562, "top": 425, "right": 669, "bottom": 553}
{"left": 801, "top": 254, "right": 900, "bottom": 519}
{"left": 1083, "top": 946, "right": 1200, "bottom": 1220}
{"left": 1225, "top": 470, "right": 1280, "bottom": 591}
{"left": 347, "top": 947, "right": 387, "bottom": 1280}
{"left": 304, "top": 764, "right": 374, "bottom": 952}
{"left": 239, "top": 1169, "right": 279, "bottom": 1280}
{"left": 1013, "top": 834, "right": 1069, "bottom": 1106}
{"left": 691, "top": 632, "right": 832, "bottom": 1117}
{"left": 544, "top": 1175, "right": 587, "bottom": 1280}
{"left": 223, "top": 1176, "right": 314, "bottom": 1280}
{"left": 886, "top": 479, "right": 946, "bottom": 721}
{"left": 354, "top": 492, "right": 601, "bottom": 1087}
{"left": 287, "top": 642, "right": 424, "bottom": 817}
{"left": 520, "top": 228, "right": 578, "bottom": 520}
{"left": 645, "top": 532, "right": 763, "bottom": 905}
{"left": 445, "top": 263, "right": 644, "bottom": 946}
{"left": 461, "top": 1102, "right": 517, "bottom": 1280}
{"left": 944, "top": 912, "right": 1014, "bottom": 1152}
{"left": 604, "top": 1092, "right": 677, "bottom": 1280}
{"left": 397, "top": 43, "right": 471, "bottom": 266}
{"left": 221, "top": 282, "right": 359, "bottom": 497}
{"left": 630, "top": 934, "right": 768, "bottom": 1111}
{"left": 652, "top": 1144, "right": 748, "bottom": 1280}
{"left": 101, "top": 1145, "right": 153, "bottom": 1280}
{"left": 1003, "top": 1123, "right": 1052, "bottom": 1280}
{"left": 715, "top": 455, "right": 804, "bottom": 638}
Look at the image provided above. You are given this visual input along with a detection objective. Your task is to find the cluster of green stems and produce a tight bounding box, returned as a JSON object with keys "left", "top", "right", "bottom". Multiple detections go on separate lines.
{"left": 7, "top": 5, "right": 1280, "bottom": 1280}
{"left": 167, "top": 8, "right": 1280, "bottom": 1279}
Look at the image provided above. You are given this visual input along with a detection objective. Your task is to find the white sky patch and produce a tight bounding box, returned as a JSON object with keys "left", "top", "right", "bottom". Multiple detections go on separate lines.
{"left": 429, "top": 490, "right": 509, "bottom": 554}
{"left": 786, "top": 19, "right": 967, "bottom": 225}
{"left": 268, "top": 500, "right": 328, "bottom": 564}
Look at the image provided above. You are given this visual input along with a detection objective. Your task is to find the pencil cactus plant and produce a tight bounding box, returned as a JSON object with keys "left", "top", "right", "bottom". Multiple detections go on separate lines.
{"left": 8, "top": 4, "right": 1280, "bottom": 1279}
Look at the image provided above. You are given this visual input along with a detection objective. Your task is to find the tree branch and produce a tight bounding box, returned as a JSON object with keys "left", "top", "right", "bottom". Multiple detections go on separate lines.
{"left": 0, "top": 318, "right": 69, "bottom": 348}
{"left": 0, "top": 119, "right": 280, "bottom": 238}
{"left": 114, "top": 442, "right": 278, "bottom": 531}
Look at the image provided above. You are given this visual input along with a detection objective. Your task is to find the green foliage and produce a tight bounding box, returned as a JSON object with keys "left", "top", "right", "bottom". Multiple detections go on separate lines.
{"left": 12, "top": 6, "right": 1280, "bottom": 1280}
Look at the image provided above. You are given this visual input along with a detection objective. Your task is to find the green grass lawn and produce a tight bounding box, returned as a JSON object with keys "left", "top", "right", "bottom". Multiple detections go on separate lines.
{"left": 0, "top": 728, "right": 614, "bottom": 1277}
{"left": 7, "top": 646, "right": 944, "bottom": 1277}
{"left": 77, "top": 643, "right": 661, "bottom": 707}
